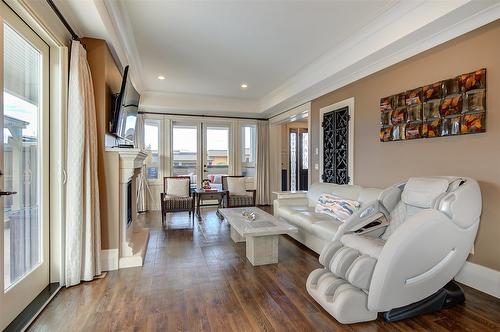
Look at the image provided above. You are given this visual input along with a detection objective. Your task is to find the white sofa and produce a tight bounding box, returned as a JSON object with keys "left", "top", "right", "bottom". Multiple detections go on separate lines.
{"left": 273, "top": 182, "right": 400, "bottom": 253}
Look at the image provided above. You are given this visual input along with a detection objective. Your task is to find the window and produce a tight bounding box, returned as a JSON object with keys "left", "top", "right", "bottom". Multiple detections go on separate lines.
{"left": 3, "top": 23, "right": 43, "bottom": 289}
{"left": 302, "top": 132, "right": 309, "bottom": 170}
{"left": 144, "top": 119, "right": 160, "bottom": 180}
{"left": 172, "top": 124, "right": 198, "bottom": 186}
{"left": 241, "top": 125, "right": 256, "bottom": 177}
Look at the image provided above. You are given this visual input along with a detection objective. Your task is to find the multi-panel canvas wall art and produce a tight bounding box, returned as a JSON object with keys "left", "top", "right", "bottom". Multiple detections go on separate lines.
{"left": 380, "top": 68, "right": 486, "bottom": 142}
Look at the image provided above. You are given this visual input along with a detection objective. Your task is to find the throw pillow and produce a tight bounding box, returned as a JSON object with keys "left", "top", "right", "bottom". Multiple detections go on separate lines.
{"left": 315, "top": 193, "right": 360, "bottom": 221}
{"left": 227, "top": 177, "right": 247, "bottom": 196}
{"left": 166, "top": 178, "right": 190, "bottom": 197}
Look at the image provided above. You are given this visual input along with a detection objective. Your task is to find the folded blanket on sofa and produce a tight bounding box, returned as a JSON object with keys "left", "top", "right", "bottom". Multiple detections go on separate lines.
{"left": 315, "top": 193, "right": 360, "bottom": 221}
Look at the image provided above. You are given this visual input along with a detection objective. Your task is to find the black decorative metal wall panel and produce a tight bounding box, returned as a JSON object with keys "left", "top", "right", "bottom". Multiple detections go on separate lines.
{"left": 322, "top": 106, "right": 349, "bottom": 184}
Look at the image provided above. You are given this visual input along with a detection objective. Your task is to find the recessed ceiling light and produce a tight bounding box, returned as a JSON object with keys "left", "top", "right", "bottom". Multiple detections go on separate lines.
{"left": 157, "top": 75, "right": 166, "bottom": 80}
{"left": 240, "top": 83, "right": 248, "bottom": 89}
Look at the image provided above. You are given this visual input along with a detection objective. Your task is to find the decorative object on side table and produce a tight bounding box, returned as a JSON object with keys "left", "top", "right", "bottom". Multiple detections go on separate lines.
{"left": 379, "top": 68, "right": 486, "bottom": 142}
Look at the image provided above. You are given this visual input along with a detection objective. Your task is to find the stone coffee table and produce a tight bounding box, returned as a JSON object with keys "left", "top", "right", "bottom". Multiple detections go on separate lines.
{"left": 218, "top": 207, "right": 298, "bottom": 266}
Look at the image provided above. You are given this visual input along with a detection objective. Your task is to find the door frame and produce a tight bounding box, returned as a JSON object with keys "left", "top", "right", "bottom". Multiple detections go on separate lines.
{"left": 0, "top": 5, "right": 51, "bottom": 329}
{"left": 268, "top": 102, "right": 312, "bottom": 194}
{"left": 319, "top": 97, "right": 355, "bottom": 185}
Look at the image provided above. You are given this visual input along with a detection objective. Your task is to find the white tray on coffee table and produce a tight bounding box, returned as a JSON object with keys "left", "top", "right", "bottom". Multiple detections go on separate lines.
{"left": 218, "top": 207, "right": 298, "bottom": 266}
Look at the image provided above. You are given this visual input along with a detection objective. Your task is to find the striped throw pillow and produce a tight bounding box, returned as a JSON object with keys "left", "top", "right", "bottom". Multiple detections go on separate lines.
{"left": 315, "top": 193, "right": 360, "bottom": 221}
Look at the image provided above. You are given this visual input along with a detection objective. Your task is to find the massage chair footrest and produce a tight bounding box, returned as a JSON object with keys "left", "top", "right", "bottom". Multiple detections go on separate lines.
{"left": 383, "top": 281, "right": 465, "bottom": 322}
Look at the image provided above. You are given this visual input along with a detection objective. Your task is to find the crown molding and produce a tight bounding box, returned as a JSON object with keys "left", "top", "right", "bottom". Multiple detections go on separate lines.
{"left": 102, "top": 0, "right": 145, "bottom": 92}
{"left": 260, "top": 0, "right": 500, "bottom": 116}
{"left": 63, "top": 0, "right": 500, "bottom": 118}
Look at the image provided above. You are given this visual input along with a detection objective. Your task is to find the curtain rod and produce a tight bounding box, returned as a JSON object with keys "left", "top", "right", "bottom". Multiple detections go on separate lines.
{"left": 45, "top": 0, "right": 80, "bottom": 41}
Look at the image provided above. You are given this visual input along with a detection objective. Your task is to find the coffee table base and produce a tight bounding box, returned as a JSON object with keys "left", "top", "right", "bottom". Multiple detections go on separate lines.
{"left": 230, "top": 226, "right": 245, "bottom": 243}
{"left": 246, "top": 235, "right": 279, "bottom": 266}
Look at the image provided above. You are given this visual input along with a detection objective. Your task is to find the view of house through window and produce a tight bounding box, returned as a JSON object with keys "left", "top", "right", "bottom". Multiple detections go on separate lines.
{"left": 144, "top": 119, "right": 160, "bottom": 180}
{"left": 3, "top": 23, "right": 41, "bottom": 289}
{"left": 204, "top": 126, "right": 229, "bottom": 187}
{"left": 241, "top": 125, "right": 256, "bottom": 177}
{"left": 172, "top": 124, "right": 198, "bottom": 187}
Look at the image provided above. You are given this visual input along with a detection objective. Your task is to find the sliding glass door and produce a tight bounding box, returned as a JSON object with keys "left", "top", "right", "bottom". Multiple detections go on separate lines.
{"left": 171, "top": 121, "right": 231, "bottom": 189}
{"left": 171, "top": 122, "right": 200, "bottom": 188}
{"left": 203, "top": 124, "right": 230, "bottom": 189}
{"left": 0, "top": 4, "right": 50, "bottom": 330}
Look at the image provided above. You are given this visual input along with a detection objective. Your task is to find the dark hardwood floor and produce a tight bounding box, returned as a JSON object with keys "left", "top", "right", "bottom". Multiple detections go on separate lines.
{"left": 29, "top": 207, "right": 500, "bottom": 331}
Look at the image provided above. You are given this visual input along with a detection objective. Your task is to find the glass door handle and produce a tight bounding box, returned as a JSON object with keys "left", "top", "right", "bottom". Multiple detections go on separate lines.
{"left": 0, "top": 191, "right": 17, "bottom": 196}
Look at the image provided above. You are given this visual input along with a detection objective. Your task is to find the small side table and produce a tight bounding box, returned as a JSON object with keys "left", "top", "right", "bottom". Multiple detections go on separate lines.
{"left": 194, "top": 188, "right": 226, "bottom": 220}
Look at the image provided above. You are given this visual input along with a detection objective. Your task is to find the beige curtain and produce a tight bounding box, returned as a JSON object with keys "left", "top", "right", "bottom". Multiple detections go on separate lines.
{"left": 65, "top": 41, "right": 101, "bottom": 287}
{"left": 135, "top": 114, "right": 147, "bottom": 212}
{"left": 256, "top": 120, "right": 271, "bottom": 205}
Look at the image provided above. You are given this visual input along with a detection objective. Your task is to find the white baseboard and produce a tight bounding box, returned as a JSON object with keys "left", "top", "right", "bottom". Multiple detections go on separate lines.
{"left": 455, "top": 261, "right": 500, "bottom": 299}
{"left": 101, "top": 249, "right": 119, "bottom": 271}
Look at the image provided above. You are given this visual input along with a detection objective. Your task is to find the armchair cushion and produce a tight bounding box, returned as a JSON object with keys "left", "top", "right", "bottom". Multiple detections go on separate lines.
{"left": 228, "top": 195, "right": 254, "bottom": 207}
{"left": 227, "top": 177, "right": 247, "bottom": 196}
{"left": 162, "top": 195, "right": 194, "bottom": 210}
{"left": 166, "top": 178, "right": 190, "bottom": 197}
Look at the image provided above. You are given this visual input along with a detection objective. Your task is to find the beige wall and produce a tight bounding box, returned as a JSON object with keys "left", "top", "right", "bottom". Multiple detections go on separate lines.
{"left": 82, "top": 38, "right": 123, "bottom": 250}
{"left": 310, "top": 20, "right": 500, "bottom": 271}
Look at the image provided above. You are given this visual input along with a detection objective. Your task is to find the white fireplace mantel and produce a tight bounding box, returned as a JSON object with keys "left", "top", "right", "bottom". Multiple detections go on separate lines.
{"left": 105, "top": 147, "right": 150, "bottom": 269}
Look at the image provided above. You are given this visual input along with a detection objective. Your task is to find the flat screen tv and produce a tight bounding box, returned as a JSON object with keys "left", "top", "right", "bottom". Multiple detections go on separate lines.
{"left": 110, "top": 65, "right": 140, "bottom": 143}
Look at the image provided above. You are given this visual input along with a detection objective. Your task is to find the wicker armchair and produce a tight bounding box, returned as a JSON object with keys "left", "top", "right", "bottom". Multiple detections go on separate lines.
{"left": 160, "top": 176, "right": 195, "bottom": 228}
{"left": 222, "top": 176, "right": 256, "bottom": 208}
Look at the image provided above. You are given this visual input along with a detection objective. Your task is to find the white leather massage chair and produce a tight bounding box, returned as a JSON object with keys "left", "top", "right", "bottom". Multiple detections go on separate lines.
{"left": 306, "top": 177, "right": 482, "bottom": 323}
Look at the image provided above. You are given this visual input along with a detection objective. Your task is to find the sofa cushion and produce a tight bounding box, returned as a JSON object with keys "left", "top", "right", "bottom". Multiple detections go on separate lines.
{"left": 277, "top": 206, "right": 311, "bottom": 220}
{"left": 309, "top": 220, "right": 342, "bottom": 241}
{"left": 278, "top": 207, "right": 324, "bottom": 231}
{"left": 341, "top": 234, "right": 385, "bottom": 259}
{"left": 315, "top": 193, "right": 360, "bottom": 221}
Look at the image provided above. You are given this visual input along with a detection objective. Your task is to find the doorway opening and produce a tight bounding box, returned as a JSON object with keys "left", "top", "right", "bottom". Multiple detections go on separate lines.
{"left": 281, "top": 118, "right": 309, "bottom": 191}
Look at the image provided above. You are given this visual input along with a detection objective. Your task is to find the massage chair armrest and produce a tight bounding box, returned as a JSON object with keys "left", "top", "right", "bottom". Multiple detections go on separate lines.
{"left": 332, "top": 201, "right": 389, "bottom": 242}
{"left": 367, "top": 209, "right": 478, "bottom": 312}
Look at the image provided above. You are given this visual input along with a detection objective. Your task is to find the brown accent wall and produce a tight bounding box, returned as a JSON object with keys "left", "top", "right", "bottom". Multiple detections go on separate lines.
{"left": 310, "top": 20, "right": 500, "bottom": 271}
{"left": 81, "top": 38, "right": 123, "bottom": 250}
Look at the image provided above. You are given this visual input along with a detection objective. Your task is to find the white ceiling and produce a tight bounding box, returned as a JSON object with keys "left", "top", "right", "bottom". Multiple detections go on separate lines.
{"left": 55, "top": 0, "right": 500, "bottom": 117}
{"left": 121, "top": 1, "right": 396, "bottom": 99}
